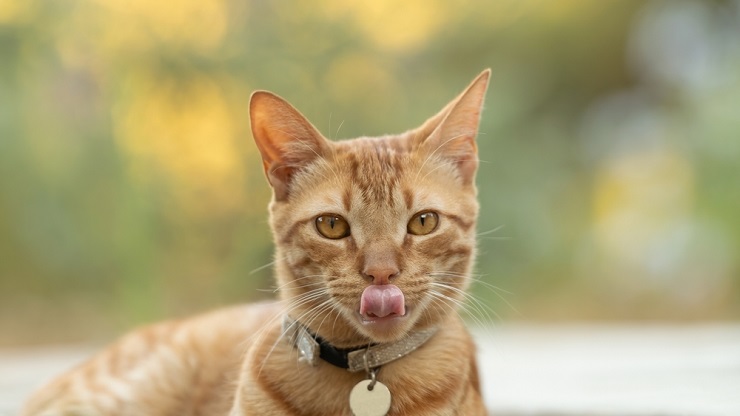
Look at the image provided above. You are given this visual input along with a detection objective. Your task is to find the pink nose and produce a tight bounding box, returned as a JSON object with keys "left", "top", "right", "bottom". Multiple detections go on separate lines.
{"left": 363, "top": 266, "right": 399, "bottom": 286}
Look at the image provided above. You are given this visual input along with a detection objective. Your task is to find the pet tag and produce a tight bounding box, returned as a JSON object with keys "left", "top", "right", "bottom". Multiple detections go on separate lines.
{"left": 349, "top": 379, "right": 391, "bottom": 416}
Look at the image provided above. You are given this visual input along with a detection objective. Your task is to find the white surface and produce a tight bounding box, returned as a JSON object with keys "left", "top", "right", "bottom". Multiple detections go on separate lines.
{"left": 476, "top": 324, "right": 740, "bottom": 416}
{"left": 2, "top": 324, "right": 740, "bottom": 416}
{"left": 0, "top": 346, "right": 95, "bottom": 415}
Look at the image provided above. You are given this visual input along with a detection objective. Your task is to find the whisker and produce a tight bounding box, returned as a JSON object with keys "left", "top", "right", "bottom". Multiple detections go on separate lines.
{"left": 257, "top": 297, "right": 334, "bottom": 376}
{"left": 426, "top": 293, "right": 457, "bottom": 322}
{"left": 429, "top": 290, "right": 492, "bottom": 329}
{"left": 255, "top": 282, "right": 325, "bottom": 294}
{"left": 429, "top": 282, "right": 500, "bottom": 323}
{"left": 476, "top": 225, "right": 505, "bottom": 237}
{"left": 435, "top": 273, "right": 520, "bottom": 317}
{"left": 334, "top": 120, "right": 345, "bottom": 141}
{"left": 467, "top": 278, "right": 520, "bottom": 316}
{"left": 303, "top": 302, "right": 337, "bottom": 339}
{"left": 414, "top": 131, "right": 475, "bottom": 183}
{"left": 428, "top": 289, "right": 487, "bottom": 328}
{"left": 428, "top": 271, "right": 517, "bottom": 300}
{"left": 266, "top": 275, "right": 329, "bottom": 293}
{"left": 419, "top": 157, "right": 480, "bottom": 182}
{"left": 249, "top": 255, "right": 289, "bottom": 275}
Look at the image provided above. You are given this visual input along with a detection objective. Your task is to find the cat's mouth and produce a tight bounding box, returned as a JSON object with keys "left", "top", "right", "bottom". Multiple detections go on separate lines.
{"left": 358, "top": 284, "right": 408, "bottom": 323}
{"left": 359, "top": 309, "right": 408, "bottom": 322}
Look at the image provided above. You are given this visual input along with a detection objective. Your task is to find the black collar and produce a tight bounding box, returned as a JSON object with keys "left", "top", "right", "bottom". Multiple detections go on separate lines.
{"left": 312, "top": 332, "right": 376, "bottom": 370}
{"left": 283, "top": 315, "right": 438, "bottom": 372}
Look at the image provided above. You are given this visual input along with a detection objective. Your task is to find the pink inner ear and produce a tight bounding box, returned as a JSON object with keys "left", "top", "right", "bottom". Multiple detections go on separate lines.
{"left": 360, "top": 285, "right": 406, "bottom": 318}
{"left": 421, "top": 129, "right": 479, "bottom": 185}
{"left": 452, "top": 135, "right": 479, "bottom": 182}
{"left": 411, "top": 71, "right": 488, "bottom": 185}
{"left": 249, "top": 91, "right": 331, "bottom": 200}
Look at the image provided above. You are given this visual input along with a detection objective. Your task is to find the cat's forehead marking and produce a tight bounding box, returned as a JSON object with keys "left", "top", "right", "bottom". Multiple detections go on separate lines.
{"left": 332, "top": 136, "right": 412, "bottom": 209}
{"left": 402, "top": 187, "right": 414, "bottom": 211}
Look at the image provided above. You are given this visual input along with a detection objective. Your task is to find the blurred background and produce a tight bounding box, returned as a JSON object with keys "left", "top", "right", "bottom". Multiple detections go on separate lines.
{"left": 1, "top": 0, "right": 739, "bottom": 347}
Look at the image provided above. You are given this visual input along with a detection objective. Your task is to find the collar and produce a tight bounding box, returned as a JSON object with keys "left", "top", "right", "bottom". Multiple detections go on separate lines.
{"left": 282, "top": 315, "right": 437, "bottom": 372}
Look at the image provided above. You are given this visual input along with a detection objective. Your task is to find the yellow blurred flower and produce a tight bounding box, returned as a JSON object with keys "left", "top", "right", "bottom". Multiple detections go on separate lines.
{"left": 92, "top": 0, "right": 229, "bottom": 53}
{"left": 113, "top": 72, "right": 246, "bottom": 219}
{"left": 0, "top": 0, "right": 33, "bottom": 24}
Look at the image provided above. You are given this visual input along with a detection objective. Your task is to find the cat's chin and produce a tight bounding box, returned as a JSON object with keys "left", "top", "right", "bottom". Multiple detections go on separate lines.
{"left": 354, "top": 309, "right": 414, "bottom": 343}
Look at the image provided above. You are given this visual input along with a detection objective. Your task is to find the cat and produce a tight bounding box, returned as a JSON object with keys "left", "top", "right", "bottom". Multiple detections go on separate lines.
{"left": 22, "top": 69, "right": 491, "bottom": 416}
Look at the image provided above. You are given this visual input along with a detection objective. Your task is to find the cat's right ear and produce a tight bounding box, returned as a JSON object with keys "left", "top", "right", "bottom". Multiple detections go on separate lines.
{"left": 250, "top": 91, "right": 330, "bottom": 201}
{"left": 411, "top": 70, "right": 490, "bottom": 186}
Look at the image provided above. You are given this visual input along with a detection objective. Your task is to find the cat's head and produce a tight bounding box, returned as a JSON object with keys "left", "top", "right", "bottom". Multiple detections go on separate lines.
{"left": 250, "top": 70, "right": 490, "bottom": 346}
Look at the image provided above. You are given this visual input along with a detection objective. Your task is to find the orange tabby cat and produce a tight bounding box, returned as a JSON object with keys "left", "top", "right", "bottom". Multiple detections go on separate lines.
{"left": 23, "top": 69, "right": 491, "bottom": 416}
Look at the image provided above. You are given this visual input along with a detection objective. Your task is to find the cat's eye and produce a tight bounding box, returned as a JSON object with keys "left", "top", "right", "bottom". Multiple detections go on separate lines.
{"left": 315, "top": 215, "right": 351, "bottom": 239}
{"left": 407, "top": 211, "right": 439, "bottom": 235}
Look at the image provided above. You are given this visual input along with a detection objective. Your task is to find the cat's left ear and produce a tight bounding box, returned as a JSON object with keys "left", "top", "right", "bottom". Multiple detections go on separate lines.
{"left": 415, "top": 69, "right": 490, "bottom": 185}
{"left": 250, "top": 91, "right": 331, "bottom": 201}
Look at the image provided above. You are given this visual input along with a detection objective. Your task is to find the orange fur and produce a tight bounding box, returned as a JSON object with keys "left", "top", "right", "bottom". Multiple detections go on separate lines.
{"left": 23, "top": 70, "right": 491, "bottom": 416}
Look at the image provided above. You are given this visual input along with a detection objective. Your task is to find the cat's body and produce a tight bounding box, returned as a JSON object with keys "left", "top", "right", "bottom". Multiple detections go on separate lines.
{"left": 23, "top": 70, "right": 491, "bottom": 416}
{"left": 22, "top": 304, "right": 267, "bottom": 415}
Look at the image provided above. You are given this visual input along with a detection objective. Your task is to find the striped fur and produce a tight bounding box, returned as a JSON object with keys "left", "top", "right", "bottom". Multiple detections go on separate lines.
{"left": 23, "top": 70, "right": 491, "bottom": 416}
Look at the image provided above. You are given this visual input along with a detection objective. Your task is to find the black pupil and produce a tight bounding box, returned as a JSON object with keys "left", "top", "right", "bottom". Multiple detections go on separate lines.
{"left": 419, "top": 214, "right": 426, "bottom": 226}
{"left": 330, "top": 217, "right": 335, "bottom": 228}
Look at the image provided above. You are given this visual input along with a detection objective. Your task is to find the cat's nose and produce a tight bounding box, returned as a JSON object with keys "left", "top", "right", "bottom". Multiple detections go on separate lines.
{"left": 363, "top": 266, "right": 399, "bottom": 285}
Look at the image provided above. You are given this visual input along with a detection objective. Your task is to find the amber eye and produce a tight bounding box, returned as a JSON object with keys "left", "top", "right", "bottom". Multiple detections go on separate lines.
{"left": 407, "top": 211, "right": 439, "bottom": 235}
{"left": 315, "top": 215, "right": 351, "bottom": 239}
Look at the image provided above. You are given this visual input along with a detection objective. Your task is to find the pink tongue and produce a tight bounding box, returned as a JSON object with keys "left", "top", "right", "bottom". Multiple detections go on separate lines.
{"left": 360, "top": 285, "right": 406, "bottom": 318}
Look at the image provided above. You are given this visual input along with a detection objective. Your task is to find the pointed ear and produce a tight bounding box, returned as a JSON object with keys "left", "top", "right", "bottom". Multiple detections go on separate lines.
{"left": 413, "top": 69, "right": 490, "bottom": 185}
{"left": 250, "top": 91, "right": 331, "bottom": 201}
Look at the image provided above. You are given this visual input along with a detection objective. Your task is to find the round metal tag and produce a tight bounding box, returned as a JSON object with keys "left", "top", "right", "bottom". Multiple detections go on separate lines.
{"left": 349, "top": 379, "right": 392, "bottom": 416}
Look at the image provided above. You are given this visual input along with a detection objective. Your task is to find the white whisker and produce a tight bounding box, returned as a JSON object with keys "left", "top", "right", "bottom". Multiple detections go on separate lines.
{"left": 414, "top": 131, "right": 475, "bottom": 183}
{"left": 476, "top": 225, "right": 505, "bottom": 237}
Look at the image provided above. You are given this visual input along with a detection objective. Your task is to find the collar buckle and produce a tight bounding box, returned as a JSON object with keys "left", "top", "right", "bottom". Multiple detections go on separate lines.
{"left": 282, "top": 316, "right": 320, "bottom": 366}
